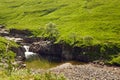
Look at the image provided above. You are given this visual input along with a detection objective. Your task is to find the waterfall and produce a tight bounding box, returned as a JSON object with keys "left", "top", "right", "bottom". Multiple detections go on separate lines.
{"left": 23, "top": 45, "right": 37, "bottom": 59}
{"left": 23, "top": 45, "right": 29, "bottom": 52}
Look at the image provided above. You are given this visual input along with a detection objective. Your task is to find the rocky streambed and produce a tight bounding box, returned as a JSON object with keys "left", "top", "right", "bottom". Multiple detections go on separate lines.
{"left": 32, "top": 63, "right": 120, "bottom": 80}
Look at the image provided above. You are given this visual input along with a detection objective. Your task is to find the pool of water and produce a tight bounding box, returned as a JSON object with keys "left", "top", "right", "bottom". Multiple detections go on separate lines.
{"left": 25, "top": 57, "right": 85, "bottom": 69}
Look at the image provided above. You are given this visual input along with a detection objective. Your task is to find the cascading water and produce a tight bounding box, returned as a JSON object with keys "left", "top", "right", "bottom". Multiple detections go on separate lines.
{"left": 23, "top": 45, "right": 37, "bottom": 59}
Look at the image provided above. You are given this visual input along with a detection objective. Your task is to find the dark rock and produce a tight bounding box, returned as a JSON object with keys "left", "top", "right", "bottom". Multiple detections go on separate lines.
{"left": 61, "top": 44, "right": 73, "bottom": 60}
{"left": 9, "top": 29, "right": 32, "bottom": 36}
{"left": 0, "top": 25, "right": 5, "bottom": 28}
{"left": 10, "top": 46, "right": 26, "bottom": 61}
{"left": 29, "top": 41, "right": 63, "bottom": 61}
{"left": 29, "top": 41, "right": 74, "bottom": 61}
{"left": 29, "top": 41, "right": 52, "bottom": 54}
{"left": 23, "top": 37, "right": 44, "bottom": 43}
{"left": 29, "top": 40, "right": 103, "bottom": 62}
{"left": 0, "top": 32, "right": 9, "bottom": 36}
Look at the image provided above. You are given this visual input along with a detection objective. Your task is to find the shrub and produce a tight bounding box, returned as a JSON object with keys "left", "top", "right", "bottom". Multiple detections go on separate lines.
{"left": 44, "top": 22, "right": 59, "bottom": 41}
{"left": 83, "top": 36, "right": 94, "bottom": 46}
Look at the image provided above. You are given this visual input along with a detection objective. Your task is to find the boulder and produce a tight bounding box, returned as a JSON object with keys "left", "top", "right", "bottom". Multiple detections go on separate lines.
{"left": 29, "top": 41, "right": 52, "bottom": 54}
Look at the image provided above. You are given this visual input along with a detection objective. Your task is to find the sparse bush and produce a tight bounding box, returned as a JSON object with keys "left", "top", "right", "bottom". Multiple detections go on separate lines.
{"left": 68, "top": 33, "right": 77, "bottom": 46}
{"left": 43, "top": 22, "right": 59, "bottom": 41}
{"left": 68, "top": 33, "right": 83, "bottom": 46}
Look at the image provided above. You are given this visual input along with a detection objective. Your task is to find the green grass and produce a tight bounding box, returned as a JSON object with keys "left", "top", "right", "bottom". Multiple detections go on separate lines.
{"left": 0, "top": 0, "right": 120, "bottom": 45}
{"left": 0, "top": 69, "right": 66, "bottom": 80}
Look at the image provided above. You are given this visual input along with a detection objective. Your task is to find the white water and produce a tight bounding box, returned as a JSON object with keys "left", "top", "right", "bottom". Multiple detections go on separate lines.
{"left": 23, "top": 45, "right": 37, "bottom": 59}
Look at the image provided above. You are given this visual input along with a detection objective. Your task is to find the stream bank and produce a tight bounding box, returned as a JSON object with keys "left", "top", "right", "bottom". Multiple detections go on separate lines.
{"left": 0, "top": 27, "right": 120, "bottom": 67}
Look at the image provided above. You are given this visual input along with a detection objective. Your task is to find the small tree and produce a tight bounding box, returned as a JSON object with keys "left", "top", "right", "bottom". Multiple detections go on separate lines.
{"left": 44, "top": 22, "right": 59, "bottom": 41}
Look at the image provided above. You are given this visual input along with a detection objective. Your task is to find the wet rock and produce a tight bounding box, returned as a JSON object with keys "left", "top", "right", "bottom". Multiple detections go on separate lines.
{"left": 10, "top": 46, "right": 26, "bottom": 61}
{"left": 0, "top": 25, "right": 5, "bottom": 28}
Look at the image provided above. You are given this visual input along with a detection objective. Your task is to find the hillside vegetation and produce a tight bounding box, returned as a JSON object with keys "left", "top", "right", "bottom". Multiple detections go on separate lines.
{"left": 0, "top": 0, "right": 120, "bottom": 45}
{"left": 0, "top": 1, "right": 120, "bottom": 78}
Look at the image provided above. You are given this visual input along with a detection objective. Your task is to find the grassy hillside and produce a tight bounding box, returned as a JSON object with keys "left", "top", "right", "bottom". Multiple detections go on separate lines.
{"left": 0, "top": 0, "right": 120, "bottom": 45}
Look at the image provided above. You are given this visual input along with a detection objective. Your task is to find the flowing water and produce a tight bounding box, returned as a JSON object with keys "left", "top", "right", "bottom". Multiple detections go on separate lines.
{"left": 23, "top": 45, "right": 37, "bottom": 59}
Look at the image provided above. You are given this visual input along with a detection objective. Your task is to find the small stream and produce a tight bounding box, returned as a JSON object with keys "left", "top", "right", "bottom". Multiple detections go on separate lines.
{"left": 23, "top": 45, "right": 37, "bottom": 59}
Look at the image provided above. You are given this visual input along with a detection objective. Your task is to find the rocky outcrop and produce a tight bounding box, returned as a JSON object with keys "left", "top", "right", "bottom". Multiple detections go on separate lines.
{"left": 29, "top": 40, "right": 106, "bottom": 62}
{"left": 29, "top": 41, "right": 52, "bottom": 53}
{"left": 29, "top": 41, "right": 61, "bottom": 61}
{"left": 29, "top": 41, "right": 74, "bottom": 61}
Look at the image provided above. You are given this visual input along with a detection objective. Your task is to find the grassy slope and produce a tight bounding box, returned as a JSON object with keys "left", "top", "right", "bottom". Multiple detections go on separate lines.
{"left": 0, "top": 0, "right": 120, "bottom": 45}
